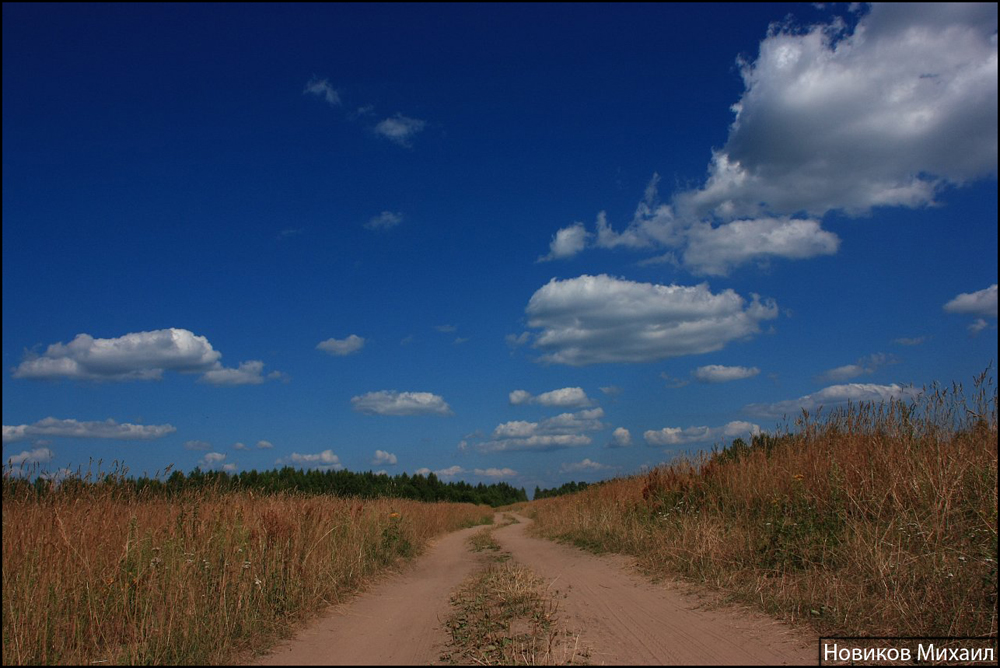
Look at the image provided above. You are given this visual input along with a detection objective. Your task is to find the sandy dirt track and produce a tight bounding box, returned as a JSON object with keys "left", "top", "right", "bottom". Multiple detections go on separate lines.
{"left": 252, "top": 514, "right": 817, "bottom": 665}
{"left": 495, "top": 514, "right": 815, "bottom": 665}
{"left": 253, "top": 523, "right": 486, "bottom": 666}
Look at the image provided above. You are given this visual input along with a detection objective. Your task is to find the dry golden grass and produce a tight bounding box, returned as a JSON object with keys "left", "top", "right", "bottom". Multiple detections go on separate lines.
{"left": 445, "top": 525, "right": 585, "bottom": 666}
{"left": 1, "top": 479, "right": 492, "bottom": 665}
{"left": 528, "top": 373, "right": 998, "bottom": 639}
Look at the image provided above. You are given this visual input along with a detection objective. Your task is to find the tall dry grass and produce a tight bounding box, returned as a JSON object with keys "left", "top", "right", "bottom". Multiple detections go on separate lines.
{"left": 528, "top": 373, "right": 998, "bottom": 639}
{"left": 1, "top": 474, "right": 492, "bottom": 665}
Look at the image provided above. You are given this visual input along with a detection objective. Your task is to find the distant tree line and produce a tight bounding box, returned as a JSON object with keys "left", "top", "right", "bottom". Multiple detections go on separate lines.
{"left": 533, "top": 480, "right": 590, "bottom": 499}
{"left": 4, "top": 466, "right": 529, "bottom": 508}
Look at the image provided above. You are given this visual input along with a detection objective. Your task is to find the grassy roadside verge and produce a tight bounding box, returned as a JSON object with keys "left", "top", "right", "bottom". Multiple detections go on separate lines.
{"left": 1, "top": 480, "right": 492, "bottom": 665}
{"left": 527, "top": 375, "right": 997, "bottom": 640}
{"left": 442, "top": 524, "right": 587, "bottom": 665}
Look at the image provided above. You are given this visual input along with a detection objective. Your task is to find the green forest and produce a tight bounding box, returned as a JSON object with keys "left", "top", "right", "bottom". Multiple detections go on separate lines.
{"left": 4, "top": 465, "right": 529, "bottom": 507}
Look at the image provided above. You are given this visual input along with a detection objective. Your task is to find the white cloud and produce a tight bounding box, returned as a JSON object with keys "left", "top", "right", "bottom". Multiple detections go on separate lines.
{"left": 256, "top": 440, "right": 274, "bottom": 449}
{"left": 199, "top": 452, "right": 228, "bottom": 469}
{"left": 608, "top": 427, "right": 632, "bottom": 448}
{"left": 560, "top": 458, "right": 609, "bottom": 473}
{"left": 505, "top": 332, "right": 531, "bottom": 348}
{"left": 893, "top": 336, "right": 927, "bottom": 346}
{"left": 351, "top": 391, "right": 453, "bottom": 416}
{"left": 692, "top": 364, "right": 760, "bottom": 383}
{"left": 539, "top": 222, "right": 590, "bottom": 262}
{"left": 508, "top": 390, "right": 532, "bottom": 405}
{"left": 5, "top": 447, "right": 55, "bottom": 465}
{"left": 818, "top": 353, "right": 895, "bottom": 382}
{"left": 200, "top": 360, "right": 268, "bottom": 386}
{"left": 233, "top": 442, "right": 248, "bottom": 450}
{"left": 682, "top": 217, "right": 839, "bottom": 276}
{"left": 745, "top": 383, "right": 921, "bottom": 418}
{"left": 13, "top": 328, "right": 221, "bottom": 381}
{"left": 184, "top": 440, "right": 212, "bottom": 451}
{"left": 645, "top": 421, "right": 761, "bottom": 446}
{"left": 508, "top": 387, "right": 592, "bottom": 408}
{"left": 372, "top": 449, "right": 398, "bottom": 466}
{"left": 968, "top": 318, "right": 991, "bottom": 335}
{"left": 660, "top": 373, "right": 690, "bottom": 389}
{"left": 551, "top": 177, "right": 841, "bottom": 276}
{"left": 525, "top": 274, "right": 778, "bottom": 365}
{"left": 681, "top": 4, "right": 998, "bottom": 220}
{"left": 474, "top": 467, "right": 518, "bottom": 479}
{"left": 317, "top": 335, "right": 366, "bottom": 356}
{"left": 2, "top": 418, "right": 176, "bottom": 444}
{"left": 540, "top": 5, "right": 998, "bottom": 274}
{"left": 374, "top": 114, "right": 426, "bottom": 147}
{"left": 278, "top": 449, "right": 343, "bottom": 471}
{"left": 414, "top": 465, "right": 517, "bottom": 480}
{"left": 600, "top": 385, "right": 622, "bottom": 396}
{"left": 12, "top": 328, "right": 273, "bottom": 386}
{"left": 365, "top": 211, "right": 404, "bottom": 231}
{"left": 304, "top": 77, "right": 342, "bottom": 107}
{"left": 474, "top": 408, "right": 605, "bottom": 453}
{"left": 943, "top": 284, "right": 998, "bottom": 318}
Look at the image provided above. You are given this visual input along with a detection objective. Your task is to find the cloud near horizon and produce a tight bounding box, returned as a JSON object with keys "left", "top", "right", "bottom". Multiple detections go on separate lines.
{"left": 745, "top": 383, "right": 922, "bottom": 418}
{"left": 3, "top": 417, "right": 176, "bottom": 444}
{"left": 644, "top": 420, "right": 761, "bottom": 446}
{"left": 277, "top": 449, "right": 343, "bottom": 471}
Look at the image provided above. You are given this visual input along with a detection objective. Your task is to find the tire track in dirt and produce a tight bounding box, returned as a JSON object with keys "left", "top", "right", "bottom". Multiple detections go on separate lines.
{"left": 492, "top": 514, "right": 816, "bottom": 665}
{"left": 252, "top": 523, "right": 486, "bottom": 666}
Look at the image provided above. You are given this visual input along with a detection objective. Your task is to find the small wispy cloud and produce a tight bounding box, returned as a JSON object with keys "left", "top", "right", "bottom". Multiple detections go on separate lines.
{"left": 893, "top": 336, "right": 927, "bottom": 347}
{"left": 3, "top": 417, "right": 176, "bottom": 444}
{"left": 303, "top": 77, "right": 342, "bottom": 107}
{"left": 277, "top": 450, "right": 343, "bottom": 471}
{"left": 692, "top": 365, "right": 760, "bottom": 383}
{"left": 509, "top": 387, "right": 592, "bottom": 408}
{"left": 184, "top": 440, "right": 212, "bottom": 451}
{"left": 374, "top": 114, "right": 426, "bottom": 147}
{"left": 372, "top": 449, "right": 398, "bottom": 466}
{"left": 365, "top": 211, "right": 404, "bottom": 231}
{"left": 317, "top": 335, "right": 366, "bottom": 356}
{"left": 560, "top": 458, "right": 610, "bottom": 473}
{"left": 351, "top": 391, "right": 453, "bottom": 417}
{"left": 818, "top": 353, "right": 896, "bottom": 383}
{"left": 607, "top": 427, "right": 632, "bottom": 448}
{"left": 745, "top": 383, "right": 921, "bottom": 418}
{"left": 645, "top": 421, "right": 760, "bottom": 446}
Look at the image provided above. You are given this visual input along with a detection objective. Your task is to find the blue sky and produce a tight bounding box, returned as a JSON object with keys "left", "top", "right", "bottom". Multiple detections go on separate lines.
{"left": 3, "top": 3, "right": 997, "bottom": 493}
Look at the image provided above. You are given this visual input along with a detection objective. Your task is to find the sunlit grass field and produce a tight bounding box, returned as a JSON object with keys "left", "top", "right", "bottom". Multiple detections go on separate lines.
{"left": 1, "top": 477, "right": 492, "bottom": 665}
{"left": 527, "top": 373, "right": 998, "bottom": 639}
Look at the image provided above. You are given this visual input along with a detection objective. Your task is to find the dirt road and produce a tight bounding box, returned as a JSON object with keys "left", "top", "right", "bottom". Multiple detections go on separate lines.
{"left": 252, "top": 514, "right": 816, "bottom": 665}
{"left": 495, "top": 514, "right": 814, "bottom": 665}
{"left": 253, "top": 523, "right": 486, "bottom": 666}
